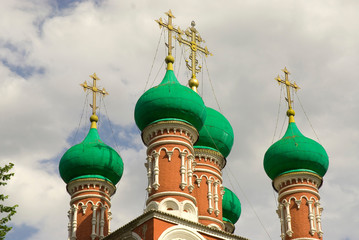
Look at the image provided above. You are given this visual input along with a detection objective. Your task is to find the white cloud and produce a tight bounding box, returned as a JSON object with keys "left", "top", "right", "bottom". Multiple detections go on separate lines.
{"left": 1, "top": 0, "right": 358, "bottom": 239}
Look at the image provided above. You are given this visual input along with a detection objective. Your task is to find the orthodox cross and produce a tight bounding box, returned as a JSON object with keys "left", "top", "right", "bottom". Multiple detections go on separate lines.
{"left": 80, "top": 73, "right": 108, "bottom": 122}
{"left": 275, "top": 67, "right": 300, "bottom": 122}
{"left": 155, "top": 10, "right": 183, "bottom": 57}
{"left": 176, "top": 21, "right": 212, "bottom": 92}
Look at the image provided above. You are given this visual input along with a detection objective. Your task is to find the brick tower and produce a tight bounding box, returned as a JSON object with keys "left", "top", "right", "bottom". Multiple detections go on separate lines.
{"left": 59, "top": 74, "right": 124, "bottom": 240}
{"left": 264, "top": 68, "right": 329, "bottom": 240}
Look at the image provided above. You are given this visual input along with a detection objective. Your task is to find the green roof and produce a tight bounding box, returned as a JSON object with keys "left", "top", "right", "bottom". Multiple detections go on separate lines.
{"left": 194, "top": 107, "right": 234, "bottom": 158}
{"left": 222, "top": 187, "right": 241, "bottom": 224}
{"left": 134, "top": 70, "right": 207, "bottom": 131}
{"left": 264, "top": 122, "right": 329, "bottom": 180}
{"left": 59, "top": 128, "right": 124, "bottom": 185}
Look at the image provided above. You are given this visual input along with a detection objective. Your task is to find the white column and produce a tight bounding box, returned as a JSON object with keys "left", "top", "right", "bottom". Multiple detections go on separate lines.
{"left": 307, "top": 200, "right": 316, "bottom": 235}
{"left": 67, "top": 209, "right": 72, "bottom": 240}
{"left": 180, "top": 152, "right": 187, "bottom": 190}
{"left": 315, "top": 201, "right": 323, "bottom": 237}
{"left": 277, "top": 204, "right": 285, "bottom": 240}
{"left": 145, "top": 155, "right": 153, "bottom": 193}
{"left": 213, "top": 182, "right": 219, "bottom": 216}
{"left": 207, "top": 179, "right": 213, "bottom": 214}
{"left": 99, "top": 206, "right": 106, "bottom": 239}
{"left": 71, "top": 205, "right": 78, "bottom": 240}
{"left": 283, "top": 201, "right": 293, "bottom": 237}
{"left": 108, "top": 209, "right": 112, "bottom": 234}
{"left": 152, "top": 152, "right": 160, "bottom": 190}
{"left": 91, "top": 205, "right": 98, "bottom": 240}
{"left": 187, "top": 155, "right": 194, "bottom": 192}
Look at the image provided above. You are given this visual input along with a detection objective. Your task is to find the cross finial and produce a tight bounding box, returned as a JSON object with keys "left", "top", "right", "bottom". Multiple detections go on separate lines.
{"left": 155, "top": 10, "right": 183, "bottom": 71}
{"left": 275, "top": 67, "right": 300, "bottom": 123}
{"left": 176, "top": 20, "right": 212, "bottom": 93}
{"left": 80, "top": 73, "right": 109, "bottom": 129}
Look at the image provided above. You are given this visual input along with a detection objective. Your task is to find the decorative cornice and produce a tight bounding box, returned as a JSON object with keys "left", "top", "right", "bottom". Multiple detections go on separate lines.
{"left": 103, "top": 210, "right": 248, "bottom": 240}
{"left": 278, "top": 188, "right": 320, "bottom": 202}
{"left": 193, "top": 168, "right": 223, "bottom": 182}
{"left": 70, "top": 194, "right": 111, "bottom": 207}
{"left": 146, "top": 191, "right": 197, "bottom": 205}
{"left": 67, "top": 178, "right": 116, "bottom": 196}
{"left": 273, "top": 171, "right": 322, "bottom": 192}
{"left": 194, "top": 148, "right": 226, "bottom": 169}
{"left": 147, "top": 140, "right": 194, "bottom": 155}
{"left": 142, "top": 121, "right": 198, "bottom": 146}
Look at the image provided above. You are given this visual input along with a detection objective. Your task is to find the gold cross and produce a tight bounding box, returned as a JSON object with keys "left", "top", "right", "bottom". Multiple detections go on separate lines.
{"left": 176, "top": 21, "right": 212, "bottom": 92}
{"left": 155, "top": 10, "right": 183, "bottom": 70}
{"left": 80, "top": 73, "right": 108, "bottom": 128}
{"left": 275, "top": 67, "right": 300, "bottom": 122}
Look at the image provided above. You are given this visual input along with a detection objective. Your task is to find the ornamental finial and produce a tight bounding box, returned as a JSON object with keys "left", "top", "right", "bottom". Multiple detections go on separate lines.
{"left": 155, "top": 10, "right": 183, "bottom": 71}
{"left": 80, "top": 73, "right": 109, "bottom": 129}
{"left": 275, "top": 67, "right": 300, "bottom": 123}
{"left": 176, "top": 20, "right": 212, "bottom": 93}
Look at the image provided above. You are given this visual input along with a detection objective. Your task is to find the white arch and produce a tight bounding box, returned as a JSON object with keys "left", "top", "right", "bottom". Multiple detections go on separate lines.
{"left": 158, "top": 225, "right": 206, "bottom": 240}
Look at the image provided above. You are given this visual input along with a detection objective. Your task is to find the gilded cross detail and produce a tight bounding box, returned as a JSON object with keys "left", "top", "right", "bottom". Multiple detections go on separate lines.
{"left": 275, "top": 67, "right": 300, "bottom": 110}
{"left": 155, "top": 10, "right": 183, "bottom": 57}
{"left": 176, "top": 21, "right": 212, "bottom": 92}
{"left": 80, "top": 73, "right": 108, "bottom": 117}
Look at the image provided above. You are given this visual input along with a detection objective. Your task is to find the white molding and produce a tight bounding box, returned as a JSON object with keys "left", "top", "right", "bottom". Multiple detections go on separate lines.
{"left": 146, "top": 191, "right": 197, "bottom": 205}
{"left": 158, "top": 225, "right": 206, "bottom": 240}
{"left": 146, "top": 198, "right": 198, "bottom": 222}
{"left": 278, "top": 188, "right": 320, "bottom": 201}
{"left": 142, "top": 121, "right": 199, "bottom": 146}
{"left": 70, "top": 194, "right": 111, "bottom": 207}
{"left": 194, "top": 149, "right": 225, "bottom": 169}
{"left": 278, "top": 183, "right": 318, "bottom": 195}
{"left": 67, "top": 178, "right": 116, "bottom": 197}
{"left": 195, "top": 163, "right": 221, "bottom": 172}
{"left": 198, "top": 215, "right": 225, "bottom": 229}
{"left": 147, "top": 140, "right": 194, "bottom": 155}
{"left": 273, "top": 172, "right": 322, "bottom": 192}
{"left": 194, "top": 168, "right": 223, "bottom": 182}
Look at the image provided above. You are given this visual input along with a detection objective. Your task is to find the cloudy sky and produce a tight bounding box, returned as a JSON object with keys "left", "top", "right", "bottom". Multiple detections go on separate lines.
{"left": 1, "top": 0, "right": 358, "bottom": 239}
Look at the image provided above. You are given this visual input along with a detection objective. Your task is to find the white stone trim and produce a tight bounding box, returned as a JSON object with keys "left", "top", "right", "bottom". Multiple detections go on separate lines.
{"left": 278, "top": 183, "right": 319, "bottom": 195}
{"left": 195, "top": 163, "right": 221, "bottom": 172}
{"left": 71, "top": 205, "right": 78, "bottom": 240}
{"left": 314, "top": 201, "right": 323, "bottom": 237}
{"left": 152, "top": 152, "right": 160, "bottom": 190}
{"left": 283, "top": 201, "right": 293, "bottom": 237}
{"left": 142, "top": 121, "right": 198, "bottom": 146}
{"left": 307, "top": 200, "right": 316, "bottom": 235}
{"left": 67, "top": 179, "right": 116, "bottom": 197}
{"left": 278, "top": 188, "right": 320, "bottom": 201}
{"left": 147, "top": 140, "right": 194, "bottom": 155}
{"left": 207, "top": 179, "right": 213, "bottom": 214}
{"left": 91, "top": 205, "right": 98, "bottom": 240}
{"left": 146, "top": 198, "right": 198, "bottom": 222}
{"left": 158, "top": 225, "right": 206, "bottom": 240}
{"left": 180, "top": 151, "right": 187, "bottom": 190}
{"left": 70, "top": 194, "right": 111, "bottom": 207}
{"left": 188, "top": 154, "right": 194, "bottom": 193}
{"left": 194, "top": 149, "right": 225, "bottom": 169}
{"left": 198, "top": 215, "right": 225, "bottom": 229}
{"left": 145, "top": 155, "right": 152, "bottom": 193}
{"left": 273, "top": 172, "right": 322, "bottom": 192}
{"left": 146, "top": 191, "right": 197, "bottom": 205}
{"left": 194, "top": 168, "right": 223, "bottom": 182}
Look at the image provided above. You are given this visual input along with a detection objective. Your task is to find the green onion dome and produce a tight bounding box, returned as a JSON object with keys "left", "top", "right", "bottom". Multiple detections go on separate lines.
{"left": 264, "top": 122, "right": 329, "bottom": 180}
{"left": 222, "top": 187, "right": 241, "bottom": 224}
{"left": 194, "top": 107, "right": 234, "bottom": 158}
{"left": 59, "top": 128, "right": 124, "bottom": 185}
{"left": 134, "top": 69, "right": 207, "bottom": 132}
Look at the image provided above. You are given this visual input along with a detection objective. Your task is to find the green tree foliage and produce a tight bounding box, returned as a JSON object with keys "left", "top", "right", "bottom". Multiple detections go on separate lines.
{"left": 0, "top": 163, "right": 18, "bottom": 239}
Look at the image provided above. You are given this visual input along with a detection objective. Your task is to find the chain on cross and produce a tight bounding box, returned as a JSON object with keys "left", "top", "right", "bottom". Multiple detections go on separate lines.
{"left": 176, "top": 21, "right": 212, "bottom": 93}
{"left": 80, "top": 73, "right": 108, "bottom": 127}
{"left": 275, "top": 67, "right": 300, "bottom": 122}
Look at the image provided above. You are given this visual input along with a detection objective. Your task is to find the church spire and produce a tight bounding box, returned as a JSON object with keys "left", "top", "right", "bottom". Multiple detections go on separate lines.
{"left": 177, "top": 21, "right": 212, "bottom": 93}
{"left": 275, "top": 67, "right": 300, "bottom": 123}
